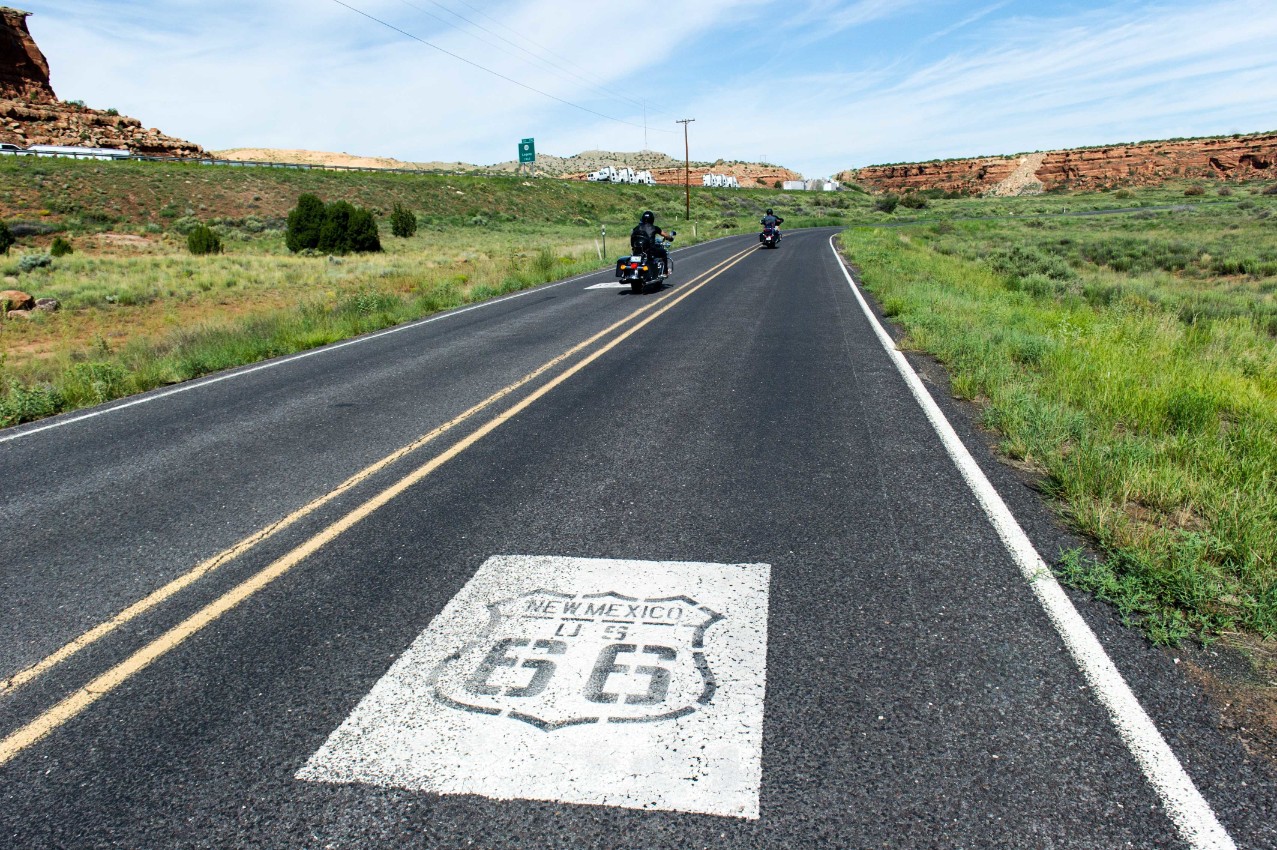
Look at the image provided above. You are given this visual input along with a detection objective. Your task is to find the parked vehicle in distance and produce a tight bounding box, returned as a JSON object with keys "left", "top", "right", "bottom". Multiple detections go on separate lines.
{"left": 586, "top": 165, "right": 656, "bottom": 185}
{"left": 25, "top": 144, "right": 130, "bottom": 159}
{"left": 701, "top": 173, "right": 740, "bottom": 189}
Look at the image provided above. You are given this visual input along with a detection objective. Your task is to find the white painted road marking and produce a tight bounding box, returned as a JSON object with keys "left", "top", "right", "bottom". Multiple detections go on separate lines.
{"left": 299, "top": 555, "right": 771, "bottom": 819}
{"left": 585, "top": 281, "right": 629, "bottom": 290}
{"left": 828, "top": 235, "right": 1236, "bottom": 850}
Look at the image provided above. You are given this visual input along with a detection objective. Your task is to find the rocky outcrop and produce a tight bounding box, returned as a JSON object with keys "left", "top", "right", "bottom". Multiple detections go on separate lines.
{"left": 0, "top": 6, "right": 203, "bottom": 157}
{"left": 1, "top": 288, "right": 34, "bottom": 310}
{"left": 0, "top": 7, "right": 53, "bottom": 103}
{"left": 839, "top": 132, "right": 1277, "bottom": 195}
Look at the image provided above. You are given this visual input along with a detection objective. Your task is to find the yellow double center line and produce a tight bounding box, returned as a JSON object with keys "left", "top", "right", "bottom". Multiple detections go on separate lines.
{"left": 0, "top": 242, "right": 757, "bottom": 768}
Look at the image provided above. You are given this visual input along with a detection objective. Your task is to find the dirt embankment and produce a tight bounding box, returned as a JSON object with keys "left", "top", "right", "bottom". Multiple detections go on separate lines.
{"left": 839, "top": 132, "right": 1277, "bottom": 195}
{"left": 0, "top": 6, "right": 202, "bottom": 157}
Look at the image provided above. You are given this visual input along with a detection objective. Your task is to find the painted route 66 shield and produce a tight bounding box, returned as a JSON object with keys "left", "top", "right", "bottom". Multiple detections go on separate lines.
{"left": 429, "top": 590, "right": 722, "bottom": 730}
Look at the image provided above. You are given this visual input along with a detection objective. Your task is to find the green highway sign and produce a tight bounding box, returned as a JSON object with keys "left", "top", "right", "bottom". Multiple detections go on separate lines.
{"left": 518, "top": 138, "right": 536, "bottom": 164}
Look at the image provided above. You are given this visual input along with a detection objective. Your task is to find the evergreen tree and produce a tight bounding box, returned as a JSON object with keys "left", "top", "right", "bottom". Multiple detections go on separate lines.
{"left": 187, "top": 224, "right": 223, "bottom": 255}
{"left": 348, "top": 208, "right": 382, "bottom": 253}
{"left": 317, "top": 201, "right": 355, "bottom": 254}
{"left": 285, "top": 193, "right": 326, "bottom": 252}
{"left": 287, "top": 195, "right": 382, "bottom": 255}
{"left": 390, "top": 203, "right": 417, "bottom": 238}
{"left": 0, "top": 221, "right": 13, "bottom": 256}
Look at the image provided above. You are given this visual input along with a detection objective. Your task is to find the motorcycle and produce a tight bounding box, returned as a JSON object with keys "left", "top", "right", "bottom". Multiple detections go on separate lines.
{"left": 759, "top": 225, "right": 780, "bottom": 248}
{"left": 615, "top": 232, "right": 675, "bottom": 293}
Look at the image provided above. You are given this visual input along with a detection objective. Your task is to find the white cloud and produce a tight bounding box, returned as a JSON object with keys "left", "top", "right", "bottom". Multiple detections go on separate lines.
{"left": 21, "top": 0, "right": 1277, "bottom": 176}
{"left": 666, "top": 0, "right": 1277, "bottom": 175}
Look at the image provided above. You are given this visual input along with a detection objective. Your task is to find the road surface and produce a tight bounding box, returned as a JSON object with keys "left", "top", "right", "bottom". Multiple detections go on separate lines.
{"left": 1, "top": 228, "right": 1273, "bottom": 848}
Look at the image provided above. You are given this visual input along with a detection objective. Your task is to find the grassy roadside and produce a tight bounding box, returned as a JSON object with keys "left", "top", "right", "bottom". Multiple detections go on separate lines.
{"left": 837, "top": 188, "right": 1277, "bottom": 644}
{"left": 0, "top": 156, "right": 858, "bottom": 427}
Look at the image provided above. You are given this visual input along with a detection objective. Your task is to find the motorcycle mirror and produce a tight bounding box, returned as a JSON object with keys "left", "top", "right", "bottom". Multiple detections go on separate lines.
{"left": 671, "top": 230, "right": 678, "bottom": 236}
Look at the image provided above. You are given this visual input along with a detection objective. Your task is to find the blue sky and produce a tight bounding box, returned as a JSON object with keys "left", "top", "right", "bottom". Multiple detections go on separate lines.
{"left": 24, "top": 0, "right": 1277, "bottom": 176}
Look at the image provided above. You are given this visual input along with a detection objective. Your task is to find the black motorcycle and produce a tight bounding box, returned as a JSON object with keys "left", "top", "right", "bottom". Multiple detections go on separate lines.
{"left": 615, "top": 233, "right": 675, "bottom": 293}
{"left": 759, "top": 225, "right": 780, "bottom": 248}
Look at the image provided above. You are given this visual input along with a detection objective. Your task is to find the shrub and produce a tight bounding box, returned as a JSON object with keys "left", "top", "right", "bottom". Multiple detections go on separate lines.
{"left": 6, "top": 221, "right": 57, "bottom": 237}
{"left": 874, "top": 194, "right": 900, "bottom": 213}
{"left": 287, "top": 196, "right": 380, "bottom": 254}
{"left": 0, "top": 381, "right": 64, "bottom": 427}
{"left": 18, "top": 252, "right": 52, "bottom": 272}
{"left": 1217, "top": 185, "right": 1233, "bottom": 197}
{"left": 1263, "top": 184, "right": 1277, "bottom": 196}
{"left": 171, "top": 215, "right": 206, "bottom": 236}
{"left": 900, "top": 193, "right": 928, "bottom": 209}
{"left": 187, "top": 225, "right": 223, "bottom": 255}
{"left": 285, "top": 193, "right": 326, "bottom": 252}
{"left": 346, "top": 207, "right": 382, "bottom": 253}
{"left": 390, "top": 203, "right": 417, "bottom": 238}
{"left": 1114, "top": 189, "right": 1133, "bottom": 199}
{"left": 317, "top": 201, "right": 353, "bottom": 253}
{"left": 50, "top": 236, "right": 73, "bottom": 257}
{"left": 1184, "top": 185, "right": 1205, "bottom": 196}
{"left": 0, "top": 221, "right": 12, "bottom": 255}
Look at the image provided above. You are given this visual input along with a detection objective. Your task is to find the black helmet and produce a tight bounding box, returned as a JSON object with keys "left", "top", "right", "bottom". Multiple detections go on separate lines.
{"left": 640, "top": 210, "right": 655, "bottom": 224}
{"left": 766, "top": 208, "right": 773, "bottom": 215}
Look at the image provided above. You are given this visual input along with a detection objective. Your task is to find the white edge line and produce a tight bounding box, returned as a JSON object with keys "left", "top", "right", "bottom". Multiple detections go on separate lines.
{"left": 0, "top": 234, "right": 747, "bottom": 446}
{"left": 827, "top": 235, "right": 1235, "bottom": 850}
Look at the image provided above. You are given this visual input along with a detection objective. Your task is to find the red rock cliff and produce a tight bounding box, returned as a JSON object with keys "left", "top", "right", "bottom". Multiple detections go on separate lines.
{"left": 839, "top": 133, "right": 1277, "bottom": 195}
{"left": 0, "top": 6, "right": 54, "bottom": 102}
{"left": 0, "top": 6, "right": 203, "bottom": 157}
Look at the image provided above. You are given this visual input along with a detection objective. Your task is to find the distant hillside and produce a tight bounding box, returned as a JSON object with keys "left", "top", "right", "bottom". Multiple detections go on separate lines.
{"left": 486, "top": 149, "right": 702, "bottom": 175}
{"left": 211, "top": 148, "right": 708, "bottom": 176}
{"left": 211, "top": 147, "right": 802, "bottom": 187}
{"left": 838, "top": 131, "right": 1277, "bottom": 196}
{"left": 212, "top": 148, "right": 476, "bottom": 172}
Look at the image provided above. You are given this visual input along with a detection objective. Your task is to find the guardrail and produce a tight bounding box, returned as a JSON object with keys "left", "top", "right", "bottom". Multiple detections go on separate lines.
{"left": 0, "top": 148, "right": 480, "bottom": 176}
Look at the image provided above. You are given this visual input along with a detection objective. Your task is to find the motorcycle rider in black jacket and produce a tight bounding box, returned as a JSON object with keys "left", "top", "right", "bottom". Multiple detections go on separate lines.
{"left": 631, "top": 210, "right": 675, "bottom": 276}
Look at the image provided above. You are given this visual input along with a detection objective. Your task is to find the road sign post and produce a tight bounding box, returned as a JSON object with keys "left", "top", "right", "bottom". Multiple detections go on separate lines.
{"left": 518, "top": 138, "right": 535, "bottom": 176}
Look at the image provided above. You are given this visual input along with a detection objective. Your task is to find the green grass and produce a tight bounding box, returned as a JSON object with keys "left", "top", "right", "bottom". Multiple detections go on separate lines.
{"left": 838, "top": 187, "right": 1277, "bottom": 643}
{"left": 6, "top": 160, "right": 1277, "bottom": 648}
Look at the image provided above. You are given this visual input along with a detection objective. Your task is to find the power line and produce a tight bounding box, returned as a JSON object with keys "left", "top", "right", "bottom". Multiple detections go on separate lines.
{"left": 329, "top": 0, "right": 658, "bottom": 132}
{"left": 404, "top": 0, "right": 671, "bottom": 124}
{"left": 449, "top": 0, "right": 677, "bottom": 121}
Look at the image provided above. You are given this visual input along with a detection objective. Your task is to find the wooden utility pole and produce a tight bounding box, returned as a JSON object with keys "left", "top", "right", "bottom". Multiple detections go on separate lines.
{"left": 676, "top": 118, "right": 695, "bottom": 220}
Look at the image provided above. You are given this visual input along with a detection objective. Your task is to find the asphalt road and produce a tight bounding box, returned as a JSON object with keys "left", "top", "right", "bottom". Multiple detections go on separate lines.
{"left": 1, "top": 228, "right": 1273, "bottom": 849}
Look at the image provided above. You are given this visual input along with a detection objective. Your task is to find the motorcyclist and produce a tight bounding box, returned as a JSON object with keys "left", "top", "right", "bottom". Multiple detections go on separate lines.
{"left": 760, "top": 208, "right": 784, "bottom": 236}
{"left": 631, "top": 210, "right": 675, "bottom": 275}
